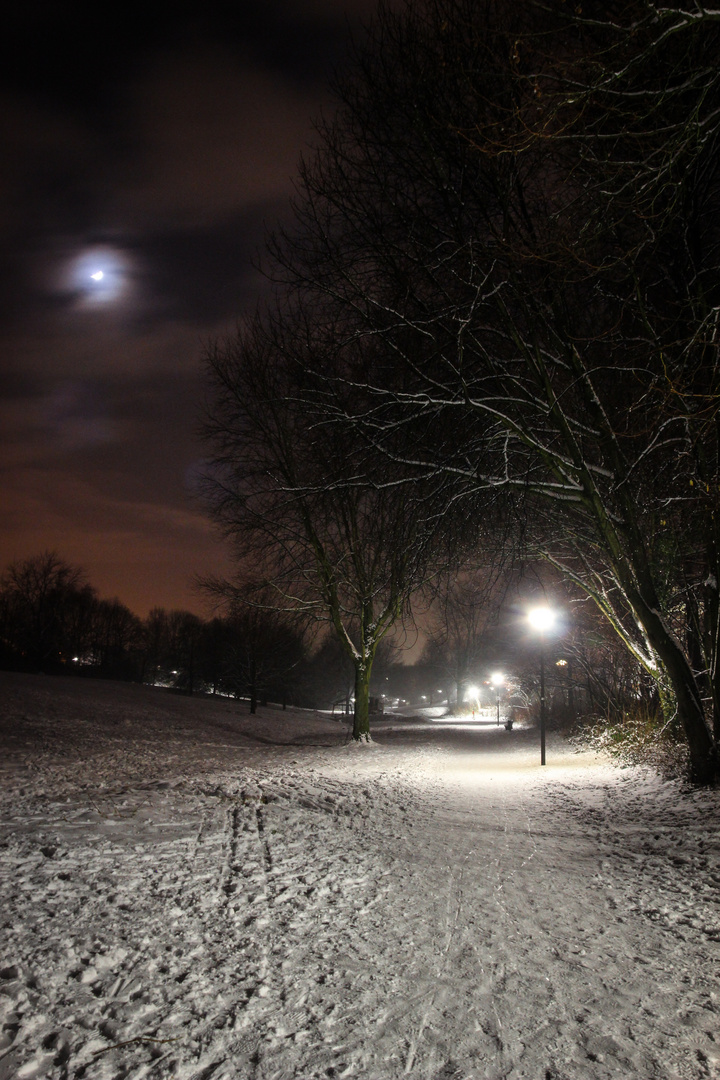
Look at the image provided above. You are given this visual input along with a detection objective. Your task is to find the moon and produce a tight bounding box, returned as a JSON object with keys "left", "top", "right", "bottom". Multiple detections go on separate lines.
{"left": 65, "top": 248, "right": 129, "bottom": 304}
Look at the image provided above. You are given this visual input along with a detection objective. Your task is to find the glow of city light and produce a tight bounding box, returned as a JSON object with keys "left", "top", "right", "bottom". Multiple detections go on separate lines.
{"left": 528, "top": 606, "right": 555, "bottom": 632}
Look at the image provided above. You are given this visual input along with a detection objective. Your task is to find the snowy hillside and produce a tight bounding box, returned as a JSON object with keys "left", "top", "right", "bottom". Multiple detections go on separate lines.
{"left": 1, "top": 672, "right": 719, "bottom": 1080}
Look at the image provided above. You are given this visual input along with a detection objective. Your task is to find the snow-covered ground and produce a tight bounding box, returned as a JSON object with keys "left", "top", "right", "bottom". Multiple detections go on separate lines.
{"left": 1, "top": 672, "right": 719, "bottom": 1080}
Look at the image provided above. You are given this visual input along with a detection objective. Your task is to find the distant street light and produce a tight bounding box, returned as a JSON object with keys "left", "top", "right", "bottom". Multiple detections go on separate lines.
{"left": 490, "top": 671, "right": 504, "bottom": 726}
{"left": 528, "top": 607, "right": 556, "bottom": 765}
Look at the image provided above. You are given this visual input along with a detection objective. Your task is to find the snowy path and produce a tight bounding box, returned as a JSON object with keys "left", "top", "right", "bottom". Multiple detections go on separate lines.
{"left": 1, "top": 674, "right": 719, "bottom": 1080}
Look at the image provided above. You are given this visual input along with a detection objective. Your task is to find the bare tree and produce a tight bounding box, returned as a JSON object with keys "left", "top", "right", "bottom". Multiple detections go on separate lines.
{"left": 140, "top": 607, "right": 171, "bottom": 686}
{"left": 426, "top": 562, "right": 514, "bottom": 711}
{"left": 215, "top": 599, "right": 306, "bottom": 712}
{"left": 85, "top": 598, "right": 143, "bottom": 679}
{"left": 0, "top": 551, "right": 89, "bottom": 668}
{"left": 264, "top": 0, "right": 720, "bottom": 779}
{"left": 202, "top": 308, "right": 449, "bottom": 739}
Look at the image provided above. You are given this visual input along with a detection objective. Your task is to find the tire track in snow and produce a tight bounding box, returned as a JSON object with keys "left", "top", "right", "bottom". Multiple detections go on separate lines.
{"left": 199, "top": 787, "right": 328, "bottom": 1076}
{"left": 218, "top": 803, "right": 242, "bottom": 903}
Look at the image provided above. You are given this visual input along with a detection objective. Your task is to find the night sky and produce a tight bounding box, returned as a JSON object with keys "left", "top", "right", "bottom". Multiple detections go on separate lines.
{"left": 0, "top": 1, "right": 378, "bottom": 616}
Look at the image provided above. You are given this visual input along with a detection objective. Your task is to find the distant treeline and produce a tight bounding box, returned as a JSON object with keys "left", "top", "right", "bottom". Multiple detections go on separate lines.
{"left": 0, "top": 552, "right": 653, "bottom": 725}
{"left": 0, "top": 551, "right": 357, "bottom": 709}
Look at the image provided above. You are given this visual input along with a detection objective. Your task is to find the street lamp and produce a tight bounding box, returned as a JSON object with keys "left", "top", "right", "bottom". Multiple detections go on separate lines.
{"left": 528, "top": 607, "right": 556, "bottom": 765}
{"left": 490, "top": 671, "right": 504, "bottom": 726}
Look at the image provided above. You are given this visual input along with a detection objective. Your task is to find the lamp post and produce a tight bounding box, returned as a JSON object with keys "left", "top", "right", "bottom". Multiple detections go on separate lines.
{"left": 490, "top": 671, "right": 504, "bottom": 726}
{"left": 528, "top": 607, "right": 555, "bottom": 765}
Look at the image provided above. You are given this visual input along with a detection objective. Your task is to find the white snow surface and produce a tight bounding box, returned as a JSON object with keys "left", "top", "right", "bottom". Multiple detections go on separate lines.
{"left": 1, "top": 673, "right": 719, "bottom": 1080}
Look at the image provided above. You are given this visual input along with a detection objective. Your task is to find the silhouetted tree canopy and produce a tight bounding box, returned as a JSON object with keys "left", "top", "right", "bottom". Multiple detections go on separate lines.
{"left": 233, "top": 0, "right": 720, "bottom": 778}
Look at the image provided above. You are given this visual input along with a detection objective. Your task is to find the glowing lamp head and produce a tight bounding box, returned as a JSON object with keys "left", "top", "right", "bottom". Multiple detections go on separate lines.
{"left": 528, "top": 606, "right": 555, "bottom": 633}
{"left": 90, "top": 270, "right": 104, "bottom": 281}
{"left": 491, "top": 671, "right": 504, "bottom": 687}
{"left": 465, "top": 684, "right": 479, "bottom": 700}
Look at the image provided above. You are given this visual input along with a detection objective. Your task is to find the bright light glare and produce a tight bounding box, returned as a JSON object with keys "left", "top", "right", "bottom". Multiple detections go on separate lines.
{"left": 491, "top": 671, "right": 504, "bottom": 686}
{"left": 528, "top": 606, "right": 555, "bottom": 632}
{"left": 68, "top": 247, "right": 129, "bottom": 304}
{"left": 465, "top": 684, "right": 479, "bottom": 700}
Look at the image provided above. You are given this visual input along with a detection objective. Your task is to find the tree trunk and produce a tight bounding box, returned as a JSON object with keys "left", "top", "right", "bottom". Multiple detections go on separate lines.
{"left": 704, "top": 558, "right": 720, "bottom": 744}
{"left": 641, "top": 615, "right": 717, "bottom": 783}
{"left": 186, "top": 642, "right": 195, "bottom": 697}
{"left": 605, "top": 539, "right": 718, "bottom": 782}
{"left": 455, "top": 677, "right": 465, "bottom": 715}
{"left": 249, "top": 656, "right": 257, "bottom": 715}
{"left": 353, "top": 660, "right": 372, "bottom": 741}
{"left": 567, "top": 660, "right": 575, "bottom": 720}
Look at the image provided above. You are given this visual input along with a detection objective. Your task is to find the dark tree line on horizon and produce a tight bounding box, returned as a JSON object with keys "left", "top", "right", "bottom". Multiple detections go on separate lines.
{"left": 0, "top": 552, "right": 659, "bottom": 735}
{"left": 203, "top": 0, "right": 720, "bottom": 780}
{"left": 0, "top": 551, "right": 307, "bottom": 708}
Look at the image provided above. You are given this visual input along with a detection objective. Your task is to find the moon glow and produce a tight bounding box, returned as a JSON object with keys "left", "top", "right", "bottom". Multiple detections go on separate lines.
{"left": 66, "top": 247, "right": 129, "bottom": 304}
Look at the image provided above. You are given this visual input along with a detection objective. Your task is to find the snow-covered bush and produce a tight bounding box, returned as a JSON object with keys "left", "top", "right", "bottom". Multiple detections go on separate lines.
{"left": 573, "top": 707, "right": 690, "bottom": 780}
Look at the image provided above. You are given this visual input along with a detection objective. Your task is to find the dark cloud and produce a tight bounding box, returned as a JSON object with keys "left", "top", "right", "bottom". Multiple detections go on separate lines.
{"left": 1, "top": 2, "right": 373, "bottom": 108}
{"left": 0, "top": 0, "right": 380, "bottom": 614}
{"left": 103, "top": 48, "right": 323, "bottom": 230}
{"left": 139, "top": 211, "right": 279, "bottom": 324}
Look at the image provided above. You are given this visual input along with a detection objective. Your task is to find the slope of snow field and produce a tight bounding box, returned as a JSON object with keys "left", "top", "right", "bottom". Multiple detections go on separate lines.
{"left": 0, "top": 672, "right": 719, "bottom": 1080}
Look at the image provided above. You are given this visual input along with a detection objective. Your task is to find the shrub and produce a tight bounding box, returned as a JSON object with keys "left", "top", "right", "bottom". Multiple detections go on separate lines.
{"left": 573, "top": 705, "right": 690, "bottom": 779}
